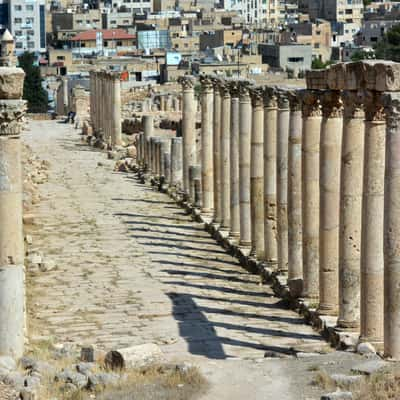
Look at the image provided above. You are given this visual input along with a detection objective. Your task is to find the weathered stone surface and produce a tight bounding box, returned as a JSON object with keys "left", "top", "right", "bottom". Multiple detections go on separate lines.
{"left": 327, "top": 63, "right": 346, "bottom": 90}
{"left": 363, "top": 60, "right": 400, "bottom": 91}
{"left": 87, "top": 372, "right": 119, "bottom": 389}
{"left": 0, "top": 68, "right": 24, "bottom": 99}
{"left": 80, "top": 346, "right": 94, "bottom": 363}
{"left": 330, "top": 374, "right": 363, "bottom": 386}
{"left": 306, "top": 70, "right": 328, "bottom": 90}
{"left": 0, "top": 357, "right": 16, "bottom": 375}
{"left": 351, "top": 360, "right": 388, "bottom": 375}
{"left": 356, "top": 342, "right": 376, "bottom": 355}
{"left": 55, "top": 369, "right": 88, "bottom": 389}
{"left": 321, "top": 392, "right": 353, "bottom": 400}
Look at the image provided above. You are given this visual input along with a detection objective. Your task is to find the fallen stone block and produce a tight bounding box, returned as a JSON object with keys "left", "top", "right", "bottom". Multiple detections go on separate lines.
{"left": 321, "top": 392, "right": 353, "bottom": 400}
{"left": 0, "top": 68, "right": 25, "bottom": 99}
{"left": 356, "top": 342, "right": 376, "bottom": 355}
{"left": 330, "top": 374, "right": 363, "bottom": 386}
{"left": 351, "top": 360, "right": 388, "bottom": 375}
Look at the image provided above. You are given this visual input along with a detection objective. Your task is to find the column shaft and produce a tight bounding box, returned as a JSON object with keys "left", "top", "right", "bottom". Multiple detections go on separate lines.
{"left": 111, "top": 74, "right": 122, "bottom": 147}
{"left": 213, "top": 81, "right": 222, "bottom": 225}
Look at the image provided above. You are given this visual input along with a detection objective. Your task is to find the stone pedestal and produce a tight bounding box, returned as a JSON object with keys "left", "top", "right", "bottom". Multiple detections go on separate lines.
{"left": 276, "top": 93, "right": 290, "bottom": 272}
{"left": 0, "top": 68, "right": 26, "bottom": 358}
{"left": 239, "top": 83, "right": 252, "bottom": 248}
{"left": 288, "top": 92, "right": 303, "bottom": 296}
{"left": 301, "top": 90, "right": 321, "bottom": 299}
{"left": 318, "top": 90, "right": 343, "bottom": 316}
{"left": 360, "top": 92, "right": 385, "bottom": 345}
{"left": 337, "top": 91, "right": 364, "bottom": 329}
{"left": 250, "top": 88, "right": 265, "bottom": 260}
{"left": 263, "top": 88, "right": 278, "bottom": 269}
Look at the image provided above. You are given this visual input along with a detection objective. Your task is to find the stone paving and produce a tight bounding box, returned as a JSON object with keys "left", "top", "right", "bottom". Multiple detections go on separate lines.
{"left": 24, "top": 120, "right": 337, "bottom": 399}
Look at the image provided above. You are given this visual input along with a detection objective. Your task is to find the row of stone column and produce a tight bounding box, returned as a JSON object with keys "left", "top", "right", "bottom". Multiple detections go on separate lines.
{"left": 182, "top": 64, "right": 400, "bottom": 360}
{"left": 89, "top": 71, "right": 122, "bottom": 147}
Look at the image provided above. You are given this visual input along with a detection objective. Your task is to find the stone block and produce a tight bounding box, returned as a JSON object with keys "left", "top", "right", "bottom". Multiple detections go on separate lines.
{"left": 327, "top": 63, "right": 346, "bottom": 90}
{"left": 0, "top": 68, "right": 24, "bottom": 99}
{"left": 351, "top": 360, "right": 388, "bottom": 375}
{"left": 371, "top": 61, "right": 400, "bottom": 91}
{"left": 321, "top": 392, "right": 353, "bottom": 400}
{"left": 306, "top": 70, "right": 328, "bottom": 90}
{"left": 344, "top": 62, "right": 366, "bottom": 91}
{"left": 330, "top": 374, "right": 363, "bottom": 386}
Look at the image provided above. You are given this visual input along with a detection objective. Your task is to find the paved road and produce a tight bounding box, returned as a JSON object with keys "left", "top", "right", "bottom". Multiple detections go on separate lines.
{"left": 25, "top": 120, "right": 338, "bottom": 399}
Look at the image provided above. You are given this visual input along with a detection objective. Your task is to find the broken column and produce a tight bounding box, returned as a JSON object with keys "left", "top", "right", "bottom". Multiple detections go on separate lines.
{"left": 239, "top": 82, "right": 252, "bottom": 249}
{"left": 179, "top": 76, "right": 196, "bottom": 199}
{"left": 250, "top": 87, "right": 265, "bottom": 260}
{"left": 360, "top": 90, "right": 385, "bottom": 345}
{"left": 0, "top": 66, "right": 26, "bottom": 358}
{"left": 287, "top": 91, "right": 303, "bottom": 296}
{"left": 337, "top": 90, "right": 364, "bottom": 330}
{"left": 200, "top": 76, "right": 214, "bottom": 216}
{"left": 301, "top": 90, "right": 321, "bottom": 299}
{"left": 318, "top": 90, "right": 343, "bottom": 316}
{"left": 263, "top": 88, "right": 278, "bottom": 270}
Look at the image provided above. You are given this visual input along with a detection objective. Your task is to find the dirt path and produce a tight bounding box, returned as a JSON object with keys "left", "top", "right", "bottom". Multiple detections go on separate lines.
{"left": 24, "top": 120, "right": 360, "bottom": 400}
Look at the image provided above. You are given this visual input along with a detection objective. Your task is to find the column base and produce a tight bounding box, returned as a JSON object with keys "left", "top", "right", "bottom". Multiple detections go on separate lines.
{"left": 317, "top": 304, "right": 338, "bottom": 317}
{"left": 336, "top": 319, "right": 360, "bottom": 331}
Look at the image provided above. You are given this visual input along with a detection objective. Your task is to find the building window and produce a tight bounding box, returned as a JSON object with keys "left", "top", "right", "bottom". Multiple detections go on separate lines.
{"left": 116, "top": 40, "right": 122, "bottom": 46}
{"left": 287, "top": 57, "right": 304, "bottom": 62}
{"left": 15, "top": 30, "right": 22, "bottom": 36}
{"left": 14, "top": 5, "right": 22, "bottom": 11}
{"left": 57, "top": 55, "right": 65, "bottom": 60}
{"left": 14, "top": 18, "right": 22, "bottom": 23}
{"left": 27, "top": 41, "right": 35, "bottom": 48}
{"left": 26, "top": 5, "right": 34, "bottom": 11}
{"left": 15, "top": 42, "right": 23, "bottom": 49}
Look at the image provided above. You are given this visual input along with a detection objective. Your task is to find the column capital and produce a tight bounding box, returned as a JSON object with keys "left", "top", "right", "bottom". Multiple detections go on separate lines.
{"left": 0, "top": 99, "right": 26, "bottom": 136}
{"left": 364, "top": 90, "right": 386, "bottom": 122}
{"left": 287, "top": 90, "right": 302, "bottom": 112}
{"left": 250, "top": 86, "right": 264, "bottom": 108}
{"left": 199, "top": 75, "right": 213, "bottom": 93}
{"left": 219, "top": 81, "right": 231, "bottom": 98}
{"left": 178, "top": 76, "right": 196, "bottom": 91}
{"left": 263, "top": 87, "right": 278, "bottom": 109}
{"left": 228, "top": 80, "right": 240, "bottom": 98}
{"left": 301, "top": 90, "right": 322, "bottom": 118}
{"left": 384, "top": 92, "right": 400, "bottom": 129}
{"left": 321, "top": 90, "right": 343, "bottom": 118}
{"left": 238, "top": 81, "right": 251, "bottom": 102}
{"left": 342, "top": 90, "right": 364, "bottom": 119}
{"left": 277, "top": 90, "right": 290, "bottom": 110}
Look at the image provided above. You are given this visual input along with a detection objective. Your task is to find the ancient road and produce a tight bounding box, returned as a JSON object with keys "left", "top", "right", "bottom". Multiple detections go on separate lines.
{"left": 25, "top": 120, "right": 339, "bottom": 399}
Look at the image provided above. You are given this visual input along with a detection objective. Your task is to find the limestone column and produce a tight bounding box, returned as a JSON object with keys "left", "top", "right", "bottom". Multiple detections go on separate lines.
{"left": 301, "top": 90, "right": 321, "bottom": 299}
{"left": 189, "top": 165, "right": 201, "bottom": 205}
{"left": 212, "top": 78, "right": 222, "bottom": 226}
{"left": 163, "top": 151, "right": 171, "bottom": 187}
{"left": 384, "top": 93, "right": 400, "bottom": 359}
{"left": 111, "top": 73, "right": 122, "bottom": 147}
{"left": 337, "top": 91, "right": 365, "bottom": 329}
{"left": 239, "top": 82, "right": 252, "bottom": 249}
{"left": 159, "top": 139, "right": 170, "bottom": 180}
{"left": 250, "top": 87, "right": 265, "bottom": 260}
{"left": 318, "top": 90, "right": 343, "bottom": 316}
{"left": 220, "top": 82, "right": 231, "bottom": 231}
{"left": 179, "top": 77, "right": 196, "bottom": 198}
{"left": 276, "top": 93, "right": 290, "bottom": 272}
{"left": 360, "top": 91, "right": 385, "bottom": 344}
{"left": 170, "top": 137, "right": 183, "bottom": 190}
{"left": 200, "top": 76, "right": 214, "bottom": 215}
{"left": 143, "top": 115, "right": 154, "bottom": 172}
{"left": 229, "top": 82, "right": 240, "bottom": 241}
{"left": 263, "top": 88, "right": 278, "bottom": 269}
{"left": 0, "top": 68, "right": 26, "bottom": 358}
{"left": 288, "top": 91, "right": 303, "bottom": 296}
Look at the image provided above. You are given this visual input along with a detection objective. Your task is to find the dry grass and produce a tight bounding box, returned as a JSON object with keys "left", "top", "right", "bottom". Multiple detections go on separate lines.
{"left": 355, "top": 368, "right": 400, "bottom": 400}
{"left": 311, "top": 369, "right": 335, "bottom": 391}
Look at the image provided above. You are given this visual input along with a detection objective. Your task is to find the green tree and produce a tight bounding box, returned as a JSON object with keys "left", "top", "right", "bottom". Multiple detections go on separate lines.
{"left": 311, "top": 59, "right": 334, "bottom": 70}
{"left": 17, "top": 52, "right": 48, "bottom": 113}
{"left": 374, "top": 24, "right": 400, "bottom": 62}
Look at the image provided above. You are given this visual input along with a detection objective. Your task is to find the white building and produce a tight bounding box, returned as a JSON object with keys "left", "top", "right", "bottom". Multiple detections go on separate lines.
{"left": 8, "top": 0, "right": 46, "bottom": 54}
{"left": 223, "top": 0, "right": 267, "bottom": 25}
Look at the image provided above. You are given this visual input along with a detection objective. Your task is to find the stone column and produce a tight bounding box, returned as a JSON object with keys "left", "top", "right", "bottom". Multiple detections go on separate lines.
{"left": 384, "top": 93, "right": 400, "bottom": 359}
{"left": 159, "top": 139, "right": 170, "bottom": 180}
{"left": 360, "top": 91, "right": 385, "bottom": 344}
{"left": 163, "top": 151, "right": 171, "bottom": 187}
{"left": 189, "top": 165, "right": 201, "bottom": 205}
{"left": 200, "top": 76, "right": 214, "bottom": 215}
{"left": 170, "top": 137, "right": 183, "bottom": 190}
{"left": 239, "top": 83, "right": 252, "bottom": 249}
{"left": 301, "top": 90, "right": 321, "bottom": 299}
{"left": 337, "top": 91, "right": 364, "bottom": 329}
{"left": 250, "top": 87, "right": 265, "bottom": 260}
{"left": 263, "top": 88, "right": 278, "bottom": 269}
{"left": 143, "top": 115, "right": 154, "bottom": 172}
{"left": 0, "top": 68, "right": 26, "bottom": 358}
{"left": 220, "top": 82, "right": 231, "bottom": 232}
{"left": 276, "top": 92, "right": 290, "bottom": 272}
{"left": 62, "top": 76, "right": 68, "bottom": 115}
{"left": 149, "top": 137, "right": 157, "bottom": 176}
{"left": 212, "top": 78, "right": 222, "bottom": 226}
{"left": 179, "top": 77, "right": 196, "bottom": 198}
{"left": 287, "top": 91, "right": 303, "bottom": 296}
{"left": 318, "top": 90, "right": 343, "bottom": 316}
{"left": 111, "top": 73, "right": 122, "bottom": 147}
{"left": 229, "top": 81, "right": 240, "bottom": 241}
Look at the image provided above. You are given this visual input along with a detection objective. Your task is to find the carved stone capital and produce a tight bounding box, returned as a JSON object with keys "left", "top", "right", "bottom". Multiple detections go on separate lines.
{"left": 199, "top": 75, "right": 213, "bottom": 93}
{"left": 228, "top": 81, "right": 240, "bottom": 98}
{"left": 0, "top": 100, "right": 26, "bottom": 135}
{"left": 250, "top": 86, "right": 264, "bottom": 108}
{"left": 342, "top": 90, "right": 364, "bottom": 119}
{"left": 219, "top": 81, "right": 231, "bottom": 98}
{"left": 364, "top": 90, "right": 385, "bottom": 122}
{"left": 301, "top": 90, "right": 322, "bottom": 118}
{"left": 287, "top": 90, "right": 302, "bottom": 112}
{"left": 178, "top": 76, "right": 196, "bottom": 90}
{"left": 384, "top": 92, "right": 400, "bottom": 130}
{"left": 263, "top": 87, "right": 278, "bottom": 109}
{"left": 238, "top": 81, "right": 251, "bottom": 102}
{"left": 321, "top": 90, "right": 343, "bottom": 118}
{"left": 277, "top": 91, "right": 290, "bottom": 110}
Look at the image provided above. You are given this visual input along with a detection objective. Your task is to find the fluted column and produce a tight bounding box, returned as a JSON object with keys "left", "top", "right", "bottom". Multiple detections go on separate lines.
{"left": 229, "top": 81, "right": 240, "bottom": 241}
{"left": 360, "top": 91, "right": 385, "bottom": 345}
{"left": 212, "top": 79, "right": 222, "bottom": 226}
{"left": 200, "top": 76, "right": 214, "bottom": 215}
{"left": 250, "top": 87, "right": 265, "bottom": 260}
{"left": 288, "top": 91, "right": 303, "bottom": 296}
{"left": 263, "top": 88, "right": 278, "bottom": 269}
{"left": 384, "top": 93, "right": 400, "bottom": 359}
{"left": 0, "top": 67, "right": 26, "bottom": 358}
{"left": 111, "top": 73, "right": 122, "bottom": 147}
{"left": 337, "top": 91, "right": 364, "bottom": 329}
{"left": 239, "top": 83, "right": 252, "bottom": 249}
{"left": 318, "top": 90, "right": 343, "bottom": 316}
{"left": 179, "top": 76, "right": 196, "bottom": 198}
{"left": 301, "top": 90, "right": 321, "bottom": 299}
{"left": 276, "top": 93, "right": 290, "bottom": 272}
{"left": 220, "top": 82, "right": 231, "bottom": 231}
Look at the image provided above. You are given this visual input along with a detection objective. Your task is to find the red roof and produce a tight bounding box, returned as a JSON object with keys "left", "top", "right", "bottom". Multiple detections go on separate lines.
{"left": 71, "top": 29, "right": 135, "bottom": 41}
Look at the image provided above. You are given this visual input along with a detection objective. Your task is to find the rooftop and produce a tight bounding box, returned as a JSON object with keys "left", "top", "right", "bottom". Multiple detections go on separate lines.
{"left": 71, "top": 29, "right": 135, "bottom": 42}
